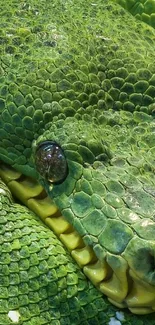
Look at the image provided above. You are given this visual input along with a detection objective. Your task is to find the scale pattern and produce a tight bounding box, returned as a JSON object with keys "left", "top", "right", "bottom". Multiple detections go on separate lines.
{"left": 0, "top": 179, "right": 109, "bottom": 325}
{"left": 0, "top": 0, "right": 155, "bottom": 323}
{"left": 116, "top": 0, "right": 155, "bottom": 27}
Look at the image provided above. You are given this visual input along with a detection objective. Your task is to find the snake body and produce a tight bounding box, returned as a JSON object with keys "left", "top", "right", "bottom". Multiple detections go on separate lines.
{"left": 0, "top": 0, "right": 155, "bottom": 323}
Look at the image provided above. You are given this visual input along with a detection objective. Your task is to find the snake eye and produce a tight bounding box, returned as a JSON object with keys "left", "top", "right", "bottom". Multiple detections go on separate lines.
{"left": 35, "top": 141, "right": 68, "bottom": 184}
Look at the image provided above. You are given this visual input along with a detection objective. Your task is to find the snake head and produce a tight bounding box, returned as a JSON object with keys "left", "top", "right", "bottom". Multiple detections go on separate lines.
{"left": 33, "top": 116, "right": 112, "bottom": 194}
{"left": 33, "top": 116, "right": 136, "bottom": 257}
{"left": 32, "top": 114, "right": 155, "bottom": 314}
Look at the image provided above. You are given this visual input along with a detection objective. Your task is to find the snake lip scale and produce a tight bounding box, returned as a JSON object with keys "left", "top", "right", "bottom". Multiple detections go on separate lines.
{"left": 0, "top": 0, "right": 155, "bottom": 323}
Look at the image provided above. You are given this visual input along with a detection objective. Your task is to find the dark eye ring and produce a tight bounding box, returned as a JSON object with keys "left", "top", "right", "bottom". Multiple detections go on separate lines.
{"left": 35, "top": 141, "right": 68, "bottom": 184}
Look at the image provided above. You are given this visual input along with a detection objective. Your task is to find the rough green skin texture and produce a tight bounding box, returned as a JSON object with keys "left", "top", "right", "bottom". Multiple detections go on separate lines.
{"left": 0, "top": 0, "right": 155, "bottom": 324}
{"left": 116, "top": 0, "right": 155, "bottom": 28}
{"left": 0, "top": 180, "right": 108, "bottom": 325}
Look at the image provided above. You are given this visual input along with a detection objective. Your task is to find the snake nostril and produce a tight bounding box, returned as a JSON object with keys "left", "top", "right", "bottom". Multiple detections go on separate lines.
{"left": 147, "top": 252, "right": 155, "bottom": 272}
{"left": 35, "top": 140, "right": 68, "bottom": 184}
{"left": 123, "top": 237, "right": 155, "bottom": 286}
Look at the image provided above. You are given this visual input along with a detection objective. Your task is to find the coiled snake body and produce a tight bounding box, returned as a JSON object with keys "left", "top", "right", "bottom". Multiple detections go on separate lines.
{"left": 0, "top": 0, "right": 155, "bottom": 324}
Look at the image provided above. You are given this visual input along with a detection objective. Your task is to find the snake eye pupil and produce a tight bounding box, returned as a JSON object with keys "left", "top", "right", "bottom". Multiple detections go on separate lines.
{"left": 35, "top": 141, "right": 68, "bottom": 184}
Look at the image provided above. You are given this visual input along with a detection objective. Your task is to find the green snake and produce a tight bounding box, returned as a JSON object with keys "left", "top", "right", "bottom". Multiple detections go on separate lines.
{"left": 0, "top": 0, "right": 155, "bottom": 324}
